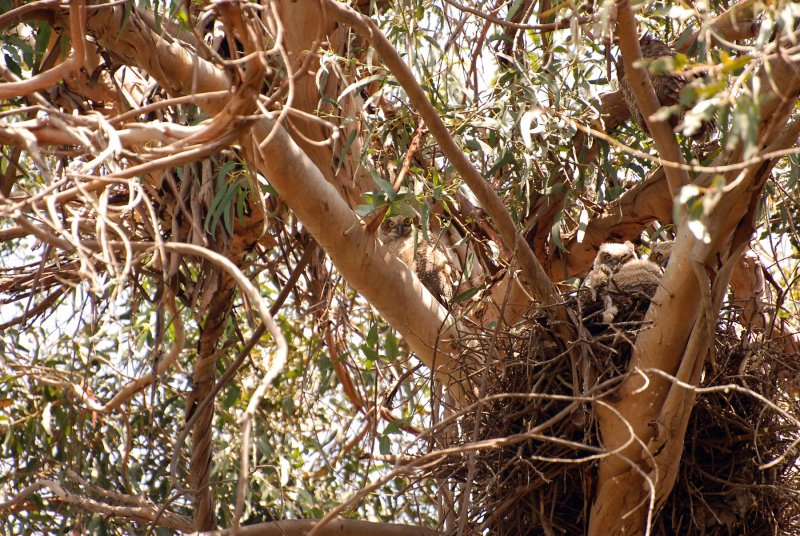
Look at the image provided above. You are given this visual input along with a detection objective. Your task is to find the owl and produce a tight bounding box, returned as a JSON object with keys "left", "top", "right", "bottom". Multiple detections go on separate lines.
{"left": 586, "top": 241, "right": 662, "bottom": 322}
{"left": 617, "top": 35, "right": 714, "bottom": 138}
{"left": 378, "top": 215, "right": 454, "bottom": 306}
{"left": 586, "top": 241, "right": 637, "bottom": 292}
{"left": 649, "top": 240, "right": 674, "bottom": 269}
{"left": 612, "top": 258, "right": 662, "bottom": 292}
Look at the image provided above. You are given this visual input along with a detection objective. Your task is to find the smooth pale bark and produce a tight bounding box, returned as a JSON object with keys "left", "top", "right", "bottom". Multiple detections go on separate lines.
{"left": 28, "top": 3, "right": 800, "bottom": 533}
{"left": 74, "top": 4, "right": 464, "bottom": 530}
{"left": 599, "top": 0, "right": 760, "bottom": 132}
{"left": 273, "top": 0, "right": 373, "bottom": 206}
{"left": 615, "top": 5, "right": 691, "bottom": 196}
{"left": 589, "top": 31, "right": 800, "bottom": 535}
{"left": 544, "top": 0, "right": 762, "bottom": 282}
{"left": 547, "top": 168, "right": 673, "bottom": 281}
{"left": 324, "top": 0, "right": 561, "bottom": 310}
{"left": 77, "top": 3, "right": 466, "bottom": 381}
{"left": 679, "top": 0, "right": 759, "bottom": 52}
{"left": 247, "top": 118, "right": 463, "bottom": 383}
{"left": 730, "top": 250, "right": 800, "bottom": 354}
{"left": 589, "top": 227, "right": 704, "bottom": 534}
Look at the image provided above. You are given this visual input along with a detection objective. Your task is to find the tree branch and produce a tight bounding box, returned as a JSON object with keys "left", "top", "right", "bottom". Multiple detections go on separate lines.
{"left": 615, "top": 3, "right": 691, "bottom": 196}
{"left": 589, "top": 26, "right": 800, "bottom": 534}
{"left": 323, "top": 0, "right": 561, "bottom": 309}
{"left": 211, "top": 519, "right": 435, "bottom": 536}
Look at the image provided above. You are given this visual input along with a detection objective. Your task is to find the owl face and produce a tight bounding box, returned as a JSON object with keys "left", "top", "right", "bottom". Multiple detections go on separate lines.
{"left": 594, "top": 242, "right": 636, "bottom": 271}
{"left": 649, "top": 241, "right": 673, "bottom": 268}
{"left": 380, "top": 216, "right": 416, "bottom": 240}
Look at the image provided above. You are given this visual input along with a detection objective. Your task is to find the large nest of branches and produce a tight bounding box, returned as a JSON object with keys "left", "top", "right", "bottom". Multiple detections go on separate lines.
{"left": 428, "top": 289, "right": 800, "bottom": 535}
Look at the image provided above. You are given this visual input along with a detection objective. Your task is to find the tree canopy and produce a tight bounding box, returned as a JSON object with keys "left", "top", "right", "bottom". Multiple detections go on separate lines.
{"left": 1, "top": 0, "right": 799, "bottom": 534}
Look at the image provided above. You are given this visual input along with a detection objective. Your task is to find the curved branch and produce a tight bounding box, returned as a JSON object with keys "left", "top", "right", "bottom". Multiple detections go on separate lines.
{"left": 248, "top": 116, "right": 464, "bottom": 385}
{"left": 24, "top": 1, "right": 467, "bottom": 388}
{"left": 102, "top": 289, "right": 184, "bottom": 412}
{"left": 0, "top": 0, "right": 85, "bottom": 99}
{"left": 0, "top": 479, "right": 192, "bottom": 531}
{"left": 441, "top": 0, "right": 591, "bottom": 32}
{"left": 589, "top": 28, "right": 800, "bottom": 535}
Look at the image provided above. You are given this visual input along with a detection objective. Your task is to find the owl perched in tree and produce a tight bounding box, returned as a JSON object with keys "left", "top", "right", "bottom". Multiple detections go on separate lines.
{"left": 378, "top": 215, "right": 454, "bottom": 306}
{"left": 617, "top": 35, "right": 714, "bottom": 138}
{"left": 586, "top": 241, "right": 637, "bottom": 292}
{"left": 586, "top": 241, "right": 662, "bottom": 322}
{"left": 649, "top": 240, "right": 674, "bottom": 269}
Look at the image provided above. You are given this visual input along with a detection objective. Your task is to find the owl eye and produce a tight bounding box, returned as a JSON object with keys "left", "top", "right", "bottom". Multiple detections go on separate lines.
{"left": 387, "top": 220, "right": 396, "bottom": 228}
{"left": 600, "top": 253, "right": 609, "bottom": 262}
{"left": 404, "top": 217, "right": 413, "bottom": 226}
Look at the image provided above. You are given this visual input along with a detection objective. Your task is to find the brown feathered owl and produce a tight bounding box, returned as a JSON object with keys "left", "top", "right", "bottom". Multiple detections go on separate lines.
{"left": 586, "top": 241, "right": 637, "bottom": 292}
{"left": 586, "top": 241, "right": 662, "bottom": 322}
{"left": 379, "top": 215, "right": 454, "bottom": 306}
{"left": 649, "top": 240, "right": 674, "bottom": 269}
{"left": 617, "top": 35, "right": 713, "bottom": 138}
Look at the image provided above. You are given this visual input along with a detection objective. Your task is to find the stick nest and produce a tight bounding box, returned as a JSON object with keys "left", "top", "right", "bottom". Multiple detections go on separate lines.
{"left": 426, "top": 289, "right": 800, "bottom": 534}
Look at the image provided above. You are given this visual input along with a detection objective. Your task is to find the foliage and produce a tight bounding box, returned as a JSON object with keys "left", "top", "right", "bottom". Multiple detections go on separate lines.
{"left": 0, "top": 0, "right": 799, "bottom": 534}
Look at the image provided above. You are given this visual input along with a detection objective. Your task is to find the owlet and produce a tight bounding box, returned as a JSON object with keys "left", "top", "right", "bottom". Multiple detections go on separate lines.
{"left": 586, "top": 241, "right": 662, "bottom": 322}
{"left": 378, "top": 215, "right": 454, "bottom": 306}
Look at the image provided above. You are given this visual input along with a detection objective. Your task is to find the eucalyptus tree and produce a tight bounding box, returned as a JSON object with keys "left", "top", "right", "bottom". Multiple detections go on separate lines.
{"left": 1, "top": 1, "right": 799, "bottom": 534}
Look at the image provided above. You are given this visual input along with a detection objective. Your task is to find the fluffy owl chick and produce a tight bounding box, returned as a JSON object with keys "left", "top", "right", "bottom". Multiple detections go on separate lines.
{"left": 611, "top": 258, "right": 662, "bottom": 292}
{"left": 649, "top": 240, "right": 674, "bottom": 269}
{"left": 617, "top": 35, "right": 713, "bottom": 138}
{"left": 378, "top": 216, "right": 454, "bottom": 305}
{"left": 586, "top": 241, "right": 637, "bottom": 292}
{"left": 587, "top": 241, "right": 662, "bottom": 322}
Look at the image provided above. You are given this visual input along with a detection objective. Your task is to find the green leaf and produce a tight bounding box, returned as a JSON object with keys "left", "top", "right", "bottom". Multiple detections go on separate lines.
{"left": 336, "top": 129, "right": 359, "bottom": 174}
{"left": 256, "top": 438, "right": 274, "bottom": 457}
{"left": 355, "top": 204, "right": 375, "bottom": 216}
{"left": 361, "top": 345, "right": 379, "bottom": 363}
{"left": 379, "top": 435, "right": 391, "bottom": 455}
{"left": 452, "top": 285, "right": 484, "bottom": 303}
{"left": 3, "top": 54, "right": 21, "bottom": 77}
{"left": 318, "top": 353, "right": 332, "bottom": 370}
{"left": 222, "top": 385, "right": 241, "bottom": 409}
{"left": 385, "top": 335, "right": 398, "bottom": 360}
{"left": 384, "top": 421, "right": 402, "bottom": 435}
{"left": 338, "top": 74, "right": 386, "bottom": 103}
{"left": 366, "top": 323, "right": 379, "bottom": 348}
{"left": 33, "top": 22, "right": 52, "bottom": 64}
{"left": 372, "top": 176, "right": 397, "bottom": 201}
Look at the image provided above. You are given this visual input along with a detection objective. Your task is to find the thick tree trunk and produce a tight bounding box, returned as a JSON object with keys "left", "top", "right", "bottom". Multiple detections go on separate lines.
{"left": 588, "top": 29, "right": 800, "bottom": 533}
